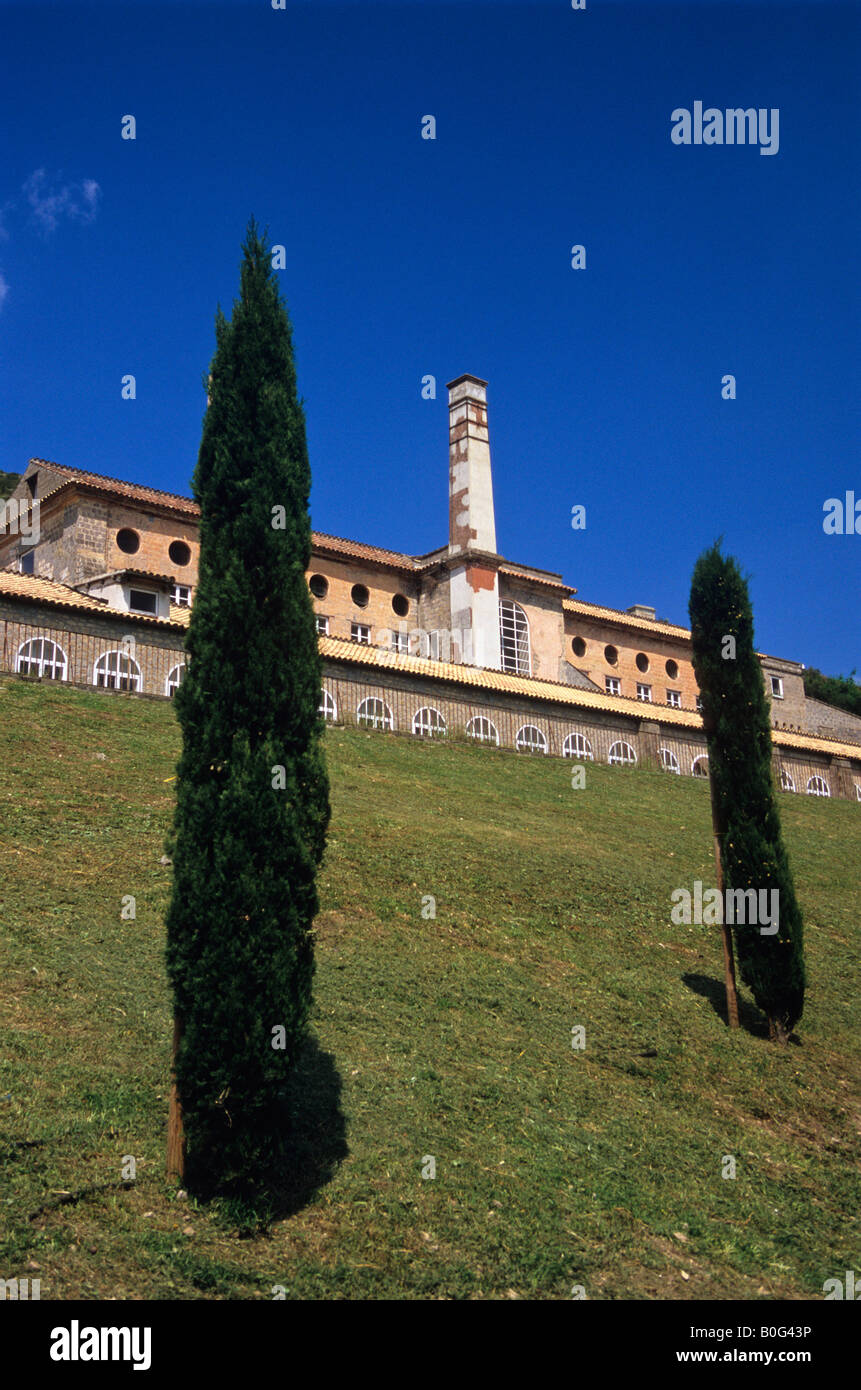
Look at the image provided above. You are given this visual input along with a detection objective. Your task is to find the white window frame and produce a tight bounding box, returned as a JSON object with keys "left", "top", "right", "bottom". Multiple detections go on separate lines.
{"left": 16, "top": 637, "right": 67, "bottom": 680}
{"left": 93, "top": 650, "right": 142, "bottom": 693}
{"left": 351, "top": 622, "right": 371, "bottom": 645}
{"left": 499, "top": 600, "right": 531, "bottom": 675}
{"left": 165, "top": 663, "right": 186, "bottom": 697}
{"left": 770, "top": 676, "right": 784, "bottom": 699}
{"left": 636, "top": 683, "right": 652, "bottom": 703}
{"left": 692, "top": 755, "right": 709, "bottom": 778}
{"left": 391, "top": 629, "right": 409, "bottom": 654}
{"left": 171, "top": 583, "right": 192, "bottom": 607}
{"left": 605, "top": 676, "right": 621, "bottom": 696}
{"left": 608, "top": 740, "right": 637, "bottom": 766}
{"left": 128, "top": 588, "right": 158, "bottom": 616}
{"left": 695, "top": 695, "right": 704, "bottom": 713}
{"left": 855, "top": 783, "right": 861, "bottom": 802}
{"left": 660, "top": 747, "right": 681, "bottom": 774}
{"left": 562, "top": 732, "right": 594, "bottom": 761}
{"left": 806, "top": 775, "right": 830, "bottom": 797}
{"left": 516, "top": 724, "right": 547, "bottom": 754}
{"left": 357, "top": 697, "right": 393, "bottom": 731}
{"left": 779, "top": 768, "right": 796, "bottom": 793}
{"left": 666, "top": 690, "right": 681, "bottom": 708}
{"left": 315, "top": 615, "right": 330, "bottom": 636}
{"left": 319, "top": 688, "right": 337, "bottom": 722}
{"left": 413, "top": 706, "right": 447, "bottom": 738}
{"left": 465, "top": 716, "right": 500, "bottom": 745}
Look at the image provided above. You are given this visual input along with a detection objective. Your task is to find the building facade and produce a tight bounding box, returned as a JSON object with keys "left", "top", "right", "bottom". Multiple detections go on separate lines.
{"left": 1, "top": 374, "right": 860, "bottom": 801}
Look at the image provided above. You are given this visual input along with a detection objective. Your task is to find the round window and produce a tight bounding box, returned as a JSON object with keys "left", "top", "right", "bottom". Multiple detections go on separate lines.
{"left": 116, "top": 528, "right": 140, "bottom": 555}
{"left": 572, "top": 636, "right": 586, "bottom": 658}
{"left": 169, "top": 540, "right": 191, "bottom": 566}
{"left": 665, "top": 658, "right": 679, "bottom": 680}
{"left": 392, "top": 593, "right": 410, "bottom": 618}
{"left": 309, "top": 574, "right": 329, "bottom": 599}
{"left": 635, "top": 652, "right": 650, "bottom": 673}
{"left": 604, "top": 644, "right": 618, "bottom": 666}
{"left": 351, "top": 584, "right": 370, "bottom": 609}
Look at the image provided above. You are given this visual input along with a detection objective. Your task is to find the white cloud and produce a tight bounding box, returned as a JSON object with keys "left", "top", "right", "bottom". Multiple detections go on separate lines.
{"left": 22, "top": 168, "right": 101, "bottom": 236}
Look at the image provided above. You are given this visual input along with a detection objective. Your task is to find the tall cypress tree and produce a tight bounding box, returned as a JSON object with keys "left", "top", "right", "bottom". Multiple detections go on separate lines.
{"left": 165, "top": 220, "right": 330, "bottom": 1199}
{"left": 689, "top": 542, "right": 805, "bottom": 1043}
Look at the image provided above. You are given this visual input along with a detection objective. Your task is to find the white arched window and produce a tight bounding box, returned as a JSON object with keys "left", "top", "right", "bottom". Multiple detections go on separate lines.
{"left": 499, "top": 600, "right": 531, "bottom": 675}
{"left": 413, "top": 706, "right": 446, "bottom": 738}
{"left": 660, "top": 747, "right": 681, "bottom": 774}
{"left": 806, "top": 775, "right": 830, "bottom": 797}
{"left": 16, "top": 637, "right": 67, "bottom": 680}
{"left": 319, "top": 688, "right": 337, "bottom": 722}
{"left": 779, "top": 768, "right": 796, "bottom": 793}
{"left": 608, "top": 741, "right": 637, "bottom": 766}
{"left": 516, "top": 724, "right": 547, "bottom": 754}
{"left": 562, "top": 732, "right": 594, "bottom": 761}
{"left": 465, "top": 716, "right": 500, "bottom": 745}
{"left": 691, "top": 755, "right": 709, "bottom": 778}
{"left": 357, "top": 697, "right": 393, "bottom": 731}
{"left": 855, "top": 784, "right": 861, "bottom": 802}
{"left": 93, "top": 650, "right": 141, "bottom": 693}
{"left": 165, "top": 663, "right": 186, "bottom": 697}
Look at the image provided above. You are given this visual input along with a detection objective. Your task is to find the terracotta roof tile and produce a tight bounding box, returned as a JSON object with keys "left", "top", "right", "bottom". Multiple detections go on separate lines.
{"left": 30, "top": 459, "right": 199, "bottom": 515}
{"left": 564, "top": 597, "right": 691, "bottom": 638}
{"left": 0, "top": 570, "right": 184, "bottom": 629}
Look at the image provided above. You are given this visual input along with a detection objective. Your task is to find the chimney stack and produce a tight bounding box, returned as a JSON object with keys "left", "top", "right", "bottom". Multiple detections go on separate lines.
{"left": 446, "top": 375, "right": 501, "bottom": 669}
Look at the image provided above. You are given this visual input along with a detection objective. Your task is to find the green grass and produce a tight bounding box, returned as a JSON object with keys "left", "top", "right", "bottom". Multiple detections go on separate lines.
{"left": 1, "top": 677, "right": 859, "bottom": 1299}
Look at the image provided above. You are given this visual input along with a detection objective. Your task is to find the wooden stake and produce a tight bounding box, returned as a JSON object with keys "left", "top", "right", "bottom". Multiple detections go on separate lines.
{"left": 708, "top": 768, "right": 739, "bottom": 1029}
{"left": 166, "top": 1013, "right": 186, "bottom": 1181}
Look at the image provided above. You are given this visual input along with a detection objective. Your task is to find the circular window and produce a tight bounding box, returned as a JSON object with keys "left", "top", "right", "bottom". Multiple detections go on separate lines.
{"left": 665, "top": 658, "right": 679, "bottom": 680}
{"left": 604, "top": 644, "right": 618, "bottom": 666}
{"left": 635, "top": 652, "right": 650, "bottom": 673}
{"left": 392, "top": 593, "right": 410, "bottom": 618}
{"left": 169, "top": 540, "right": 191, "bottom": 567}
{"left": 351, "top": 584, "right": 370, "bottom": 609}
{"left": 572, "top": 636, "right": 587, "bottom": 658}
{"left": 116, "top": 528, "right": 140, "bottom": 555}
{"left": 309, "top": 574, "right": 329, "bottom": 599}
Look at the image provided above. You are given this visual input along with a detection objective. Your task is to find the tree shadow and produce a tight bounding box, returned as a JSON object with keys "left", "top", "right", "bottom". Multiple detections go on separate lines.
{"left": 682, "top": 972, "right": 770, "bottom": 1039}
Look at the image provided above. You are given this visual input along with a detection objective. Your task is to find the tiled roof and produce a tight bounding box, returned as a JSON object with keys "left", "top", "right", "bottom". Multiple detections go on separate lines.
{"left": 318, "top": 635, "right": 861, "bottom": 761}
{"left": 564, "top": 597, "right": 691, "bottom": 639}
{"left": 0, "top": 570, "right": 183, "bottom": 629}
{"left": 500, "top": 563, "right": 573, "bottom": 593}
{"left": 310, "top": 532, "right": 417, "bottom": 570}
{"left": 29, "top": 459, "right": 200, "bottom": 516}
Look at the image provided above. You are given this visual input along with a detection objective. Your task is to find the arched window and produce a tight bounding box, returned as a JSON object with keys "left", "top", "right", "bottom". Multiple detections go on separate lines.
{"left": 93, "top": 650, "right": 141, "bottom": 692}
{"left": 855, "top": 784, "right": 861, "bottom": 802}
{"left": 319, "top": 688, "right": 337, "bottom": 722}
{"left": 779, "top": 768, "right": 796, "bottom": 793}
{"left": 563, "top": 732, "right": 594, "bottom": 761}
{"left": 806, "top": 775, "right": 830, "bottom": 797}
{"left": 16, "top": 637, "right": 67, "bottom": 680}
{"left": 691, "top": 755, "right": 709, "bottom": 778}
{"left": 413, "top": 706, "right": 446, "bottom": 738}
{"left": 608, "top": 740, "right": 637, "bottom": 766}
{"left": 165, "top": 663, "right": 186, "bottom": 697}
{"left": 357, "top": 697, "right": 393, "bottom": 731}
{"left": 499, "top": 600, "right": 531, "bottom": 675}
{"left": 465, "top": 716, "right": 499, "bottom": 745}
{"left": 660, "top": 747, "right": 681, "bottom": 774}
{"left": 516, "top": 724, "right": 547, "bottom": 754}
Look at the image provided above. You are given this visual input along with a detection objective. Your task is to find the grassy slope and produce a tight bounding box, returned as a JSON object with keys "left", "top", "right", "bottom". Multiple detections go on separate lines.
{"left": 0, "top": 679, "right": 858, "bottom": 1300}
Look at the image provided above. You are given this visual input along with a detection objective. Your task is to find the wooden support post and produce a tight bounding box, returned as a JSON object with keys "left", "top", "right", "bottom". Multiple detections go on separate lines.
{"left": 166, "top": 1013, "right": 186, "bottom": 1181}
{"left": 708, "top": 768, "right": 739, "bottom": 1029}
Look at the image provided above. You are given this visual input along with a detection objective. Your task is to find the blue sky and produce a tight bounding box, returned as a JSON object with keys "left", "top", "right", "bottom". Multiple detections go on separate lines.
{"left": 1, "top": 0, "right": 858, "bottom": 673}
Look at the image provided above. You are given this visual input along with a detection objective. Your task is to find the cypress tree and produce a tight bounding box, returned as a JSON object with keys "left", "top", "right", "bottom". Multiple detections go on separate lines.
{"left": 165, "top": 219, "right": 330, "bottom": 1199}
{"left": 688, "top": 542, "right": 805, "bottom": 1043}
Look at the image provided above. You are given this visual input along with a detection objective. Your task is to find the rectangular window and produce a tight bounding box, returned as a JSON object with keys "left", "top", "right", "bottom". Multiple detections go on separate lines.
{"left": 19, "top": 549, "right": 34, "bottom": 575}
{"left": 315, "top": 615, "right": 329, "bottom": 635}
{"left": 605, "top": 676, "right": 621, "bottom": 696}
{"left": 666, "top": 690, "right": 681, "bottom": 708}
{"left": 637, "top": 683, "right": 652, "bottom": 702}
{"left": 171, "top": 583, "right": 192, "bottom": 607}
{"left": 129, "top": 588, "right": 158, "bottom": 614}
{"left": 696, "top": 694, "right": 704, "bottom": 713}
{"left": 770, "top": 676, "right": 784, "bottom": 698}
{"left": 351, "top": 622, "right": 370, "bottom": 644}
{"left": 391, "top": 630, "right": 408, "bottom": 654}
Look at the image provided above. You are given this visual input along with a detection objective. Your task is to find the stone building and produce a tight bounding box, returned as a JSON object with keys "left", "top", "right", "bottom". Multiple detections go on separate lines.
{"left": 1, "top": 374, "right": 860, "bottom": 801}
